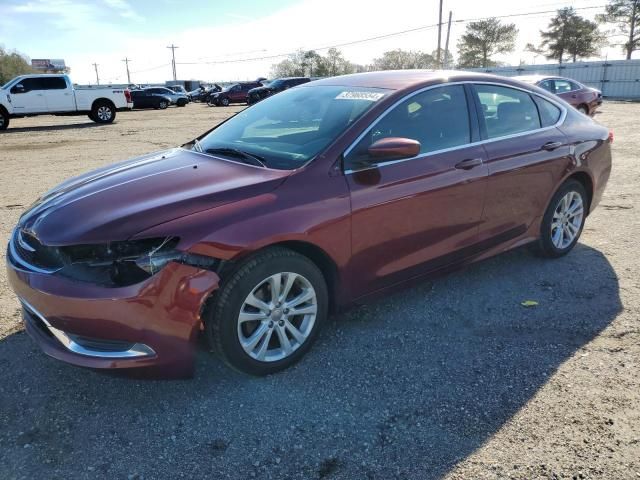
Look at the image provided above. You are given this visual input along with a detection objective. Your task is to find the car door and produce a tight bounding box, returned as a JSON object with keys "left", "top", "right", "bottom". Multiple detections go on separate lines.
{"left": 553, "top": 79, "right": 581, "bottom": 106}
{"left": 229, "top": 84, "right": 243, "bottom": 102}
{"left": 41, "top": 77, "right": 75, "bottom": 112}
{"left": 8, "top": 78, "right": 47, "bottom": 113}
{"left": 471, "top": 83, "right": 571, "bottom": 243}
{"left": 344, "top": 84, "right": 488, "bottom": 297}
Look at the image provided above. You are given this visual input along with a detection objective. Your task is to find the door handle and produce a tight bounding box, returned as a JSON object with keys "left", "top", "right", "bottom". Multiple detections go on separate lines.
{"left": 455, "top": 158, "right": 483, "bottom": 170}
{"left": 541, "top": 141, "right": 563, "bottom": 151}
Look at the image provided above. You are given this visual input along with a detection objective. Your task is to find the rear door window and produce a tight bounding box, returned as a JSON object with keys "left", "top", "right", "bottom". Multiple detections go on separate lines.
{"left": 533, "top": 96, "right": 562, "bottom": 127}
{"left": 474, "top": 84, "right": 541, "bottom": 139}
{"left": 39, "top": 77, "right": 67, "bottom": 90}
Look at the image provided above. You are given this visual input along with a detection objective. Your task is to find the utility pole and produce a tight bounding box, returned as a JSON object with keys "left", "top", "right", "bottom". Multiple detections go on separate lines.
{"left": 92, "top": 63, "right": 100, "bottom": 85}
{"left": 444, "top": 11, "right": 452, "bottom": 68}
{"left": 167, "top": 44, "right": 179, "bottom": 81}
{"left": 436, "top": 0, "right": 443, "bottom": 68}
{"left": 122, "top": 57, "right": 132, "bottom": 84}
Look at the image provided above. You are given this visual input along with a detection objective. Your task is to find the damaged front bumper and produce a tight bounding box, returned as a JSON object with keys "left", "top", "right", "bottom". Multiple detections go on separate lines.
{"left": 7, "top": 248, "right": 220, "bottom": 378}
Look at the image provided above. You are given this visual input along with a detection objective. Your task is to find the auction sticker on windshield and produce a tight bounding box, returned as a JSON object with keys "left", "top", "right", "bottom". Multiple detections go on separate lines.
{"left": 335, "top": 91, "right": 385, "bottom": 101}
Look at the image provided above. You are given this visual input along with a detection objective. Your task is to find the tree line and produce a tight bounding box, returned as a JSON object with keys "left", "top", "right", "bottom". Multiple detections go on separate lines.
{"left": 0, "top": 46, "right": 35, "bottom": 84}
{"left": 272, "top": 1, "right": 640, "bottom": 75}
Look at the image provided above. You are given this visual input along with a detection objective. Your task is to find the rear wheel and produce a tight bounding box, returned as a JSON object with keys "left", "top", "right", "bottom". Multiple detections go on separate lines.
{"left": 158, "top": 100, "right": 168, "bottom": 110}
{"left": 536, "top": 179, "right": 587, "bottom": 258}
{"left": 0, "top": 109, "right": 9, "bottom": 130}
{"left": 577, "top": 104, "right": 589, "bottom": 115}
{"left": 91, "top": 101, "right": 116, "bottom": 124}
{"left": 206, "top": 247, "right": 328, "bottom": 376}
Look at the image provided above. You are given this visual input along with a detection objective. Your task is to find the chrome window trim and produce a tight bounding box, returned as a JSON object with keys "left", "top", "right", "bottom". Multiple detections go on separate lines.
{"left": 20, "top": 298, "right": 156, "bottom": 359}
{"left": 343, "top": 80, "right": 568, "bottom": 174}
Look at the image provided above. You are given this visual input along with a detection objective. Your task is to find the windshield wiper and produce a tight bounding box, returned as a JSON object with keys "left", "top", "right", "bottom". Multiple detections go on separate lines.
{"left": 204, "top": 147, "right": 267, "bottom": 167}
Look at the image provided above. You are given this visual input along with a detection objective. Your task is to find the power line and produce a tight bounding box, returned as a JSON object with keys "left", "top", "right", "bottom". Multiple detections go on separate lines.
{"left": 174, "top": 4, "right": 607, "bottom": 66}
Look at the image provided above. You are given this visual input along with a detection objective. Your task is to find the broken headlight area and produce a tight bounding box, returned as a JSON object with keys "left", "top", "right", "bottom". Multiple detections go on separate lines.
{"left": 51, "top": 237, "right": 219, "bottom": 287}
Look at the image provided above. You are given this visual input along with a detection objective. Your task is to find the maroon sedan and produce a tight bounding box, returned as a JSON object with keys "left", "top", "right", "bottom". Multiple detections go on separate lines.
{"left": 7, "top": 71, "right": 612, "bottom": 378}
{"left": 514, "top": 75, "right": 603, "bottom": 116}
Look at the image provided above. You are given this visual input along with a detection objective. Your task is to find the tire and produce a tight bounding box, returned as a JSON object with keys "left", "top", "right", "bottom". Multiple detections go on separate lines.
{"left": 206, "top": 247, "right": 328, "bottom": 376}
{"left": 177, "top": 99, "right": 187, "bottom": 107}
{"left": 535, "top": 179, "right": 587, "bottom": 258}
{"left": 0, "top": 109, "right": 10, "bottom": 130}
{"left": 220, "top": 97, "right": 230, "bottom": 107}
{"left": 158, "top": 100, "right": 168, "bottom": 110}
{"left": 577, "top": 104, "right": 589, "bottom": 115}
{"left": 91, "top": 101, "right": 116, "bottom": 124}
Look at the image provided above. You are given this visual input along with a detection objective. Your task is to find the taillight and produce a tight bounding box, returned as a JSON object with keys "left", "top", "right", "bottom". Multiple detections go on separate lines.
{"left": 124, "top": 89, "right": 131, "bottom": 103}
{"left": 608, "top": 130, "right": 614, "bottom": 143}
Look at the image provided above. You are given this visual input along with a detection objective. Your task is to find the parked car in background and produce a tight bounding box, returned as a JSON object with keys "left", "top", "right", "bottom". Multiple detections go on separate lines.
{"left": 6, "top": 71, "right": 612, "bottom": 378}
{"left": 130, "top": 90, "right": 172, "bottom": 110}
{"left": 247, "top": 77, "right": 311, "bottom": 104}
{"left": 514, "top": 75, "right": 602, "bottom": 115}
{"left": 167, "top": 85, "right": 188, "bottom": 95}
{"left": 144, "top": 87, "right": 189, "bottom": 106}
{"left": 208, "top": 81, "right": 262, "bottom": 106}
{"left": 0, "top": 74, "right": 132, "bottom": 130}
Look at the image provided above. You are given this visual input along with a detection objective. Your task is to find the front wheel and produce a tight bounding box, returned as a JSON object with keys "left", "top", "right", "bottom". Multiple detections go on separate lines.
{"left": 535, "top": 179, "right": 587, "bottom": 258}
{"left": 91, "top": 101, "right": 116, "bottom": 124}
{"left": 220, "top": 97, "right": 230, "bottom": 107}
{"left": 0, "top": 109, "right": 10, "bottom": 130}
{"left": 206, "top": 247, "right": 328, "bottom": 376}
{"left": 577, "top": 104, "right": 589, "bottom": 115}
{"left": 158, "top": 100, "right": 168, "bottom": 110}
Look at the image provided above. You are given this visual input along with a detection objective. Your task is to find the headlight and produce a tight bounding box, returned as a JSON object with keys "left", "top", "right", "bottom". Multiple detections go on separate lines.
{"left": 56, "top": 237, "right": 219, "bottom": 287}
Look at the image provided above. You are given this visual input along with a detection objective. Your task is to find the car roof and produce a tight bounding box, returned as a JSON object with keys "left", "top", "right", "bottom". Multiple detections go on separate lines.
{"left": 309, "top": 70, "right": 523, "bottom": 91}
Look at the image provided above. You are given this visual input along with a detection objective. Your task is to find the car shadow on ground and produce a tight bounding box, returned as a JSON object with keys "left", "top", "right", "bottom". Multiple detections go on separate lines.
{"left": 0, "top": 244, "right": 621, "bottom": 479}
{"left": 2, "top": 122, "right": 103, "bottom": 133}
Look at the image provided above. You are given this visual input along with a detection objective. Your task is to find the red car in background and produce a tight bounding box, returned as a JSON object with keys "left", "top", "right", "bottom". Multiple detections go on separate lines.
{"left": 7, "top": 71, "right": 612, "bottom": 378}
{"left": 208, "top": 81, "right": 263, "bottom": 106}
{"left": 515, "top": 75, "right": 602, "bottom": 116}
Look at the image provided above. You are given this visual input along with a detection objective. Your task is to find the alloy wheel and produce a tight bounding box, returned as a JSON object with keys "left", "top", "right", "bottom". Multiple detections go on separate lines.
{"left": 551, "top": 190, "right": 584, "bottom": 249}
{"left": 237, "top": 272, "right": 317, "bottom": 362}
{"left": 97, "top": 106, "right": 112, "bottom": 121}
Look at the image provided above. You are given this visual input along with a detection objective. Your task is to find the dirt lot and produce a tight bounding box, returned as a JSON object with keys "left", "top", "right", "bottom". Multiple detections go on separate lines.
{"left": 0, "top": 102, "right": 638, "bottom": 479}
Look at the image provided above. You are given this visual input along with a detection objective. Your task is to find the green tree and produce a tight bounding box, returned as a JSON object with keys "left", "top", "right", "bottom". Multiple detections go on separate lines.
{"left": 371, "top": 49, "right": 435, "bottom": 70}
{"left": 598, "top": 0, "right": 640, "bottom": 59}
{"left": 457, "top": 18, "right": 518, "bottom": 68}
{"left": 0, "top": 46, "right": 35, "bottom": 84}
{"left": 540, "top": 8, "right": 605, "bottom": 63}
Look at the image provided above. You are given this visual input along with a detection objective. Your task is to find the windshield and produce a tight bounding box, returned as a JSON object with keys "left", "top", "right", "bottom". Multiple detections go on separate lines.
{"left": 222, "top": 84, "right": 237, "bottom": 92}
{"left": 197, "top": 85, "right": 389, "bottom": 170}
{"left": 268, "top": 79, "right": 284, "bottom": 88}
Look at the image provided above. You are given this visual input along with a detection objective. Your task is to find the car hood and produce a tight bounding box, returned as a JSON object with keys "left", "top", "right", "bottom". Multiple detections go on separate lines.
{"left": 18, "top": 148, "right": 290, "bottom": 246}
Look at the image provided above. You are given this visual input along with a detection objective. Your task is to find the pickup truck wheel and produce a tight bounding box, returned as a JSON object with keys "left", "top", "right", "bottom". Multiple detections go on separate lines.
{"left": 0, "top": 109, "right": 8, "bottom": 131}
{"left": 91, "top": 101, "right": 116, "bottom": 124}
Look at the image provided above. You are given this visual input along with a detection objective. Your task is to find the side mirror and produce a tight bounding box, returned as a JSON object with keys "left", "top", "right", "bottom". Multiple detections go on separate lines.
{"left": 11, "top": 83, "right": 25, "bottom": 94}
{"left": 367, "top": 137, "right": 421, "bottom": 162}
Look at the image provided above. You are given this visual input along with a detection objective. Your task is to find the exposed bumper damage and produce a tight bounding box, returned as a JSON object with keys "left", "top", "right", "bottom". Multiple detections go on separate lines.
{"left": 7, "top": 256, "right": 219, "bottom": 378}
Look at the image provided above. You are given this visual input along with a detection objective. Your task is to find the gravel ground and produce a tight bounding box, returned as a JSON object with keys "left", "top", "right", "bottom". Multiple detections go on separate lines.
{"left": 0, "top": 102, "right": 638, "bottom": 480}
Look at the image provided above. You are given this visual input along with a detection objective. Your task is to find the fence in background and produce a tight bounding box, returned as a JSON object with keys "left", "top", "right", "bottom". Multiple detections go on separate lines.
{"left": 469, "top": 59, "right": 640, "bottom": 99}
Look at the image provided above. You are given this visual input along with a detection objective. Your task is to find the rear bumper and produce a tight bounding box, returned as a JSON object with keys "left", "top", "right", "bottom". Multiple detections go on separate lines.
{"left": 7, "top": 258, "right": 219, "bottom": 378}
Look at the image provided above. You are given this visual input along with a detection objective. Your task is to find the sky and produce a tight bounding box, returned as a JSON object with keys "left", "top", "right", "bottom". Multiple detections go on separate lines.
{"left": 0, "top": 0, "right": 628, "bottom": 85}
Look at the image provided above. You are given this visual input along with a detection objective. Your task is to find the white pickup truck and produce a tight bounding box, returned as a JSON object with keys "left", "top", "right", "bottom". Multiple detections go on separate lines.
{"left": 0, "top": 74, "right": 133, "bottom": 130}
